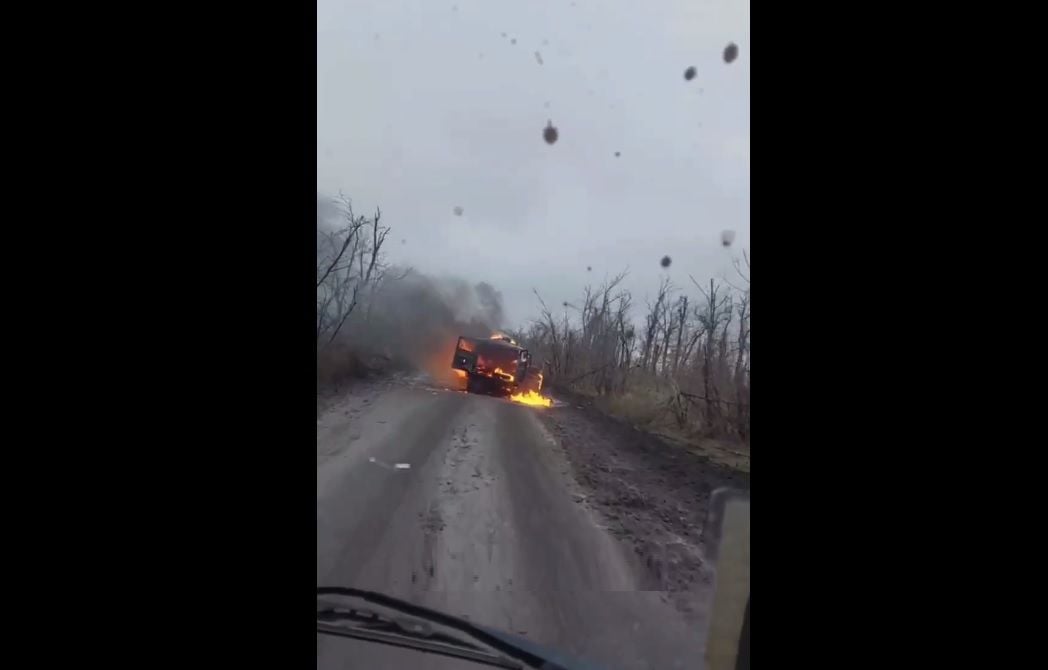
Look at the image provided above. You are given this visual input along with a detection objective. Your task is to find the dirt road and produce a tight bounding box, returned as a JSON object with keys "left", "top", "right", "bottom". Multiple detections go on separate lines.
{"left": 317, "top": 380, "right": 716, "bottom": 670}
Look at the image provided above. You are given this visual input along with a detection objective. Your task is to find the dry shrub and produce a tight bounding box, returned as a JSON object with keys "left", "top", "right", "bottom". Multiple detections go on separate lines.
{"left": 525, "top": 263, "right": 749, "bottom": 445}
{"left": 316, "top": 341, "right": 404, "bottom": 395}
{"left": 317, "top": 343, "right": 366, "bottom": 394}
{"left": 317, "top": 192, "right": 505, "bottom": 398}
{"left": 600, "top": 391, "right": 667, "bottom": 429}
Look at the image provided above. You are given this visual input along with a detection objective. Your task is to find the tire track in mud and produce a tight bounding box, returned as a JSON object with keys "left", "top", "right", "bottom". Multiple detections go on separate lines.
{"left": 317, "top": 387, "right": 470, "bottom": 590}
{"left": 415, "top": 403, "right": 509, "bottom": 592}
{"left": 536, "top": 402, "right": 750, "bottom": 618}
{"left": 319, "top": 387, "right": 712, "bottom": 670}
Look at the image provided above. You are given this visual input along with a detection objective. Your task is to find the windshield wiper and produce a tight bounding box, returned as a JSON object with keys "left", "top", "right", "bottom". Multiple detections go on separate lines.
{"left": 317, "top": 587, "right": 600, "bottom": 670}
{"left": 317, "top": 605, "right": 523, "bottom": 669}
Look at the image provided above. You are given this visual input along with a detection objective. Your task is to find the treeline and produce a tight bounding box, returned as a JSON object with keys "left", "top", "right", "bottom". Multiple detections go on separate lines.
{"left": 515, "top": 257, "right": 750, "bottom": 442}
{"left": 317, "top": 193, "right": 505, "bottom": 394}
{"left": 317, "top": 193, "right": 751, "bottom": 443}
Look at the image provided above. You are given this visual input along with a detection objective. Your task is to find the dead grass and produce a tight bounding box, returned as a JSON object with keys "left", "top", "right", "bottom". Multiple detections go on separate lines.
{"left": 557, "top": 381, "right": 750, "bottom": 474}
{"left": 602, "top": 390, "right": 667, "bottom": 428}
{"left": 316, "top": 341, "right": 408, "bottom": 399}
{"left": 317, "top": 343, "right": 369, "bottom": 394}
{"left": 653, "top": 430, "right": 750, "bottom": 473}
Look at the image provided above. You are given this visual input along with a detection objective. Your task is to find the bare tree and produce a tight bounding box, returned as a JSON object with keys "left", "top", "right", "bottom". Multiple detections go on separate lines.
{"left": 615, "top": 293, "right": 635, "bottom": 392}
{"left": 533, "top": 289, "right": 562, "bottom": 379}
{"left": 718, "top": 295, "right": 734, "bottom": 378}
{"left": 691, "top": 277, "right": 733, "bottom": 430}
{"left": 523, "top": 258, "right": 749, "bottom": 444}
{"left": 658, "top": 289, "right": 677, "bottom": 375}
{"left": 731, "top": 251, "right": 751, "bottom": 439}
{"left": 640, "top": 276, "right": 672, "bottom": 373}
{"left": 316, "top": 195, "right": 391, "bottom": 346}
{"left": 733, "top": 291, "right": 750, "bottom": 439}
{"left": 671, "top": 295, "right": 689, "bottom": 374}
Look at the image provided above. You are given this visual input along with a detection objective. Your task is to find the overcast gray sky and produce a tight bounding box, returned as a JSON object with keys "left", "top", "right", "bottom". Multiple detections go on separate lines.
{"left": 318, "top": 0, "right": 749, "bottom": 327}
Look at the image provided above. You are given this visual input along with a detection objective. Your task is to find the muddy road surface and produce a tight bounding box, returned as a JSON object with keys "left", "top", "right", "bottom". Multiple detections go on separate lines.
{"left": 317, "top": 381, "right": 719, "bottom": 670}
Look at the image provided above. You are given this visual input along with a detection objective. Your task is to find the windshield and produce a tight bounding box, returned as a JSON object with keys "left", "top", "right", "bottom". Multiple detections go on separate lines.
{"left": 317, "top": 2, "right": 749, "bottom": 669}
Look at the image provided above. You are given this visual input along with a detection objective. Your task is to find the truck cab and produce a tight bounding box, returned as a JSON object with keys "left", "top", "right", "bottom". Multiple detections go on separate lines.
{"left": 452, "top": 335, "right": 531, "bottom": 396}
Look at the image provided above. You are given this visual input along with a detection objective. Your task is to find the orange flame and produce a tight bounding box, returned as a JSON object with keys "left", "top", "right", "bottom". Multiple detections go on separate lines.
{"left": 509, "top": 390, "right": 553, "bottom": 408}
{"left": 453, "top": 369, "right": 467, "bottom": 379}
{"left": 490, "top": 333, "right": 518, "bottom": 345}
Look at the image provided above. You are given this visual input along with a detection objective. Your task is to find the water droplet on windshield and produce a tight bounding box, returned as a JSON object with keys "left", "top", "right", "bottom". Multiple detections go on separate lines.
{"left": 721, "top": 230, "right": 736, "bottom": 247}
{"left": 543, "top": 121, "right": 559, "bottom": 145}
{"left": 724, "top": 42, "right": 738, "bottom": 63}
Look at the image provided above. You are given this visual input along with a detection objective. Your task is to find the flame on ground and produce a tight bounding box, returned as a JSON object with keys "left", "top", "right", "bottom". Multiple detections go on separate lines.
{"left": 509, "top": 390, "right": 553, "bottom": 408}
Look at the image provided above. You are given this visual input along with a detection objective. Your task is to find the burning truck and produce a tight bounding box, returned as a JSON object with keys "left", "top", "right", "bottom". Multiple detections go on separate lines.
{"left": 451, "top": 334, "right": 551, "bottom": 406}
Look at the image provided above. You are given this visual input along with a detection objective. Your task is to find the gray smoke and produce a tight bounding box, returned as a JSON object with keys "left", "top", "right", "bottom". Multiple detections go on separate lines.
{"left": 340, "top": 268, "right": 506, "bottom": 384}
{"left": 474, "top": 282, "right": 504, "bottom": 327}
{"left": 318, "top": 191, "right": 506, "bottom": 386}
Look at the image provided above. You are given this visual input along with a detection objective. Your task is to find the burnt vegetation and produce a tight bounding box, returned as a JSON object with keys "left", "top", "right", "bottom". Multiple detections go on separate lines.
{"left": 317, "top": 193, "right": 505, "bottom": 396}
{"left": 518, "top": 255, "right": 750, "bottom": 445}
{"left": 317, "top": 195, "right": 750, "bottom": 448}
